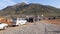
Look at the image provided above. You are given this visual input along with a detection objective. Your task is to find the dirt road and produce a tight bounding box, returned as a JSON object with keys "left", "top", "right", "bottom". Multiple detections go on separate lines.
{"left": 0, "top": 21, "right": 60, "bottom": 34}
{"left": 0, "top": 22, "right": 45, "bottom": 34}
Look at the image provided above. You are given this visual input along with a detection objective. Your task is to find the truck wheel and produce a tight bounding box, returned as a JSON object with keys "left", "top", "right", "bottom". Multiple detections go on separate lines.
{"left": 3, "top": 26, "right": 7, "bottom": 30}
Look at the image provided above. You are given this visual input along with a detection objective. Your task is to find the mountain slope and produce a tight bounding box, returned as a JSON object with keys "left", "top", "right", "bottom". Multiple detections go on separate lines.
{"left": 0, "top": 2, "right": 60, "bottom": 16}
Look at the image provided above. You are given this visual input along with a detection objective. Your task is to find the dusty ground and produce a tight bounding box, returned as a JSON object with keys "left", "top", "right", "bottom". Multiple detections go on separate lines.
{"left": 42, "top": 19, "right": 60, "bottom": 25}
{"left": 0, "top": 21, "right": 60, "bottom": 34}
{"left": 0, "top": 22, "right": 45, "bottom": 34}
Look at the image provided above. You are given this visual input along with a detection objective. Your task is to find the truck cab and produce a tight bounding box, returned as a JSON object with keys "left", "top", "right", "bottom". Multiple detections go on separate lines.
{"left": 12, "top": 18, "right": 27, "bottom": 26}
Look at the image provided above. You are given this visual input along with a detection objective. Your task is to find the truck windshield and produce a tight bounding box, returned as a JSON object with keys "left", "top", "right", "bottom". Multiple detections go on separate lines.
{"left": 13, "top": 18, "right": 17, "bottom": 21}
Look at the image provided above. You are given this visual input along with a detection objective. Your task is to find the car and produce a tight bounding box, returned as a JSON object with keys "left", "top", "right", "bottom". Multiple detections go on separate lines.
{"left": 0, "top": 23, "right": 8, "bottom": 30}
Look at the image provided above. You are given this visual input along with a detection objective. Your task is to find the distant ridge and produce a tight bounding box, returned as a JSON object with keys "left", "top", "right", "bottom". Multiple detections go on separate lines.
{"left": 0, "top": 2, "right": 60, "bottom": 16}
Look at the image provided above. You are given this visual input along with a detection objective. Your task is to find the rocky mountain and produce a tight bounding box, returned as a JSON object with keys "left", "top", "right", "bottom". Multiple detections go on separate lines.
{"left": 0, "top": 2, "right": 60, "bottom": 17}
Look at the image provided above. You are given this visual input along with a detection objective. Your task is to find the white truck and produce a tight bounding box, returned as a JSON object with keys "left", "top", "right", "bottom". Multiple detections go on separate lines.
{"left": 12, "top": 18, "right": 27, "bottom": 26}
{"left": 0, "top": 23, "right": 8, "bottom": 30}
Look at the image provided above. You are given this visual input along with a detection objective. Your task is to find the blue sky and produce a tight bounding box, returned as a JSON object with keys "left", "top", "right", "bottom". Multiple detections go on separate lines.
{"left": 0, "top": 0, "right": 60, "bottom": 10}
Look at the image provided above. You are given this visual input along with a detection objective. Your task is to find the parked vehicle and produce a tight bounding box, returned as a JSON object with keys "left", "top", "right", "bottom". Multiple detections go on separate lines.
{"left": 0, "top": 23, "right": 8, "bottom": 30}
{"left": 25, "top": 18, "right": 34, "bottom": 22}
{"left": 12, "top": 18, "right": 27, "bottom": 26}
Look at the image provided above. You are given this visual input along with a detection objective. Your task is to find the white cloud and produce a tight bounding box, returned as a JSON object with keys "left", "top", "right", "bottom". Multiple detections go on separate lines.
{"left": 4, "top": 0, "right": 16, "bottom": 4}
{"left": 0, "top": 0, "right": 29, "bottom": 10}
{"left": 0, "top": 0, "right": 16, "bottom": 10}
{"left": 19, "top": 0, "right": 28, "bottom": 4}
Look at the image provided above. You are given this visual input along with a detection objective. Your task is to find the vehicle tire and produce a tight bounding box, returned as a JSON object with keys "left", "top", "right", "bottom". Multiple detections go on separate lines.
{"left": 3, "top": 26, "right": 7, "bottom": 30}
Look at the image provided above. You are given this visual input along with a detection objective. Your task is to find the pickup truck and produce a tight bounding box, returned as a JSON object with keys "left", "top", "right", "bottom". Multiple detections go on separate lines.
{"left": 0, "top": 23, "right": 8, "bottom": 30}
